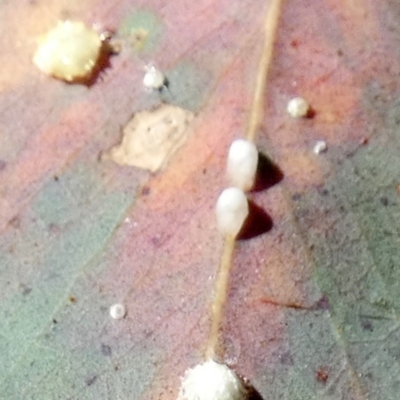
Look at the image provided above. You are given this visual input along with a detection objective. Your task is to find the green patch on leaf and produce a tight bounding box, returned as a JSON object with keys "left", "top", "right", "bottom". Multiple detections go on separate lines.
{"left": 119, "top": 9, "right": 164, "bottom": 52}
{"left": 290, "top": 135, "right": 400, "bottom": 399}
{"left": 161, "top": 61, "right": 213, "bottom": 112}
{"left": 0, "top": 162, "right": 139, "bottom": 395}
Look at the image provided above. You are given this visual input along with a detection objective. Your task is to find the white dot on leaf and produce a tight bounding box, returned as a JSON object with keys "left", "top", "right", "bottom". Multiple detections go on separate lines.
{"left": 287, "top": 97, "right": 309, "bottom": 118}
{"left": 143, "top": 66, "right": 166, "bottom": 90}
{"left": 313, "top": 140, "right": 327, "bottom": 154}
{"left": 109, "top": 303, "right": 126, "bottom": 319}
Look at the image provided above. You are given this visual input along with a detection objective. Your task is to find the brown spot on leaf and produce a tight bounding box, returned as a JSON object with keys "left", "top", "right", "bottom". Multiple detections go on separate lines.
{"left": 130, "top": 28, "right": 149, "bottom": 50}
{"left": 361, "top": 318, "right": 373, "bottom": 332}
{"left": 85, "top": 375, "right": 98, "bottom": 386}
{"left": 316, "top": 367, "right": 329, "bottom": 383}
{"left": 141, "top": 186, "right": 151, "bottom": 196}
{"left": 20, "top": 284, "right": 32, "bottom": 296}
{"left": 380, "top": 197, "right": 389, "bottom": 206}
{"left": 290, "top": 39, "right": 299, "bottom": 48}
{"left": 107, "top": 104, "right": 194, "bottom": 172}
{"left": 101, "top": 344, "right": 112, "bottom": 357}
{"left": 8, "top": 216, "right": 20, "bottom": 229}
{"left": 314, "top": 295, "right": 330, "bottom": 310}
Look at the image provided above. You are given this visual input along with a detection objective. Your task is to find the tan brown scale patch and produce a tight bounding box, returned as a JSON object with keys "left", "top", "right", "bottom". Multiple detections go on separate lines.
{"left": 107, "top": 104, "right": 194, "bottom": 172}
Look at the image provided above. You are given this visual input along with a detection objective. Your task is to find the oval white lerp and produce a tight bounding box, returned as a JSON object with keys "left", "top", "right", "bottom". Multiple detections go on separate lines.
{"left": 226, "top": 139, "right": 258, "bottom": 192}
{"left": 287, "top": 97, "right": 309, "bottom": 118}
{"left": 143, "top": 66, "right": 166, "bottom": 90}
{"left": 109, "top": 303, "right": 126, "bottom": 319}
{"left": 178, "top": 360, "right": 246, "bottom": 400}
{"left": 215, "top": 187, "right": 249, "bottom": 237}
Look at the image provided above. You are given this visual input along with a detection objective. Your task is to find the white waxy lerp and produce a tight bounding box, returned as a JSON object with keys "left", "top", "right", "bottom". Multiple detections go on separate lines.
{"left": 287, "top": 97, "right": 309, "bottom": 118}
{"left": 143, "top": 66, "right": 166, "bottom": 90}
{"left": 178, "top": 360, "right": 246, "bottom": 400}
{"left": 109, "top": 303, "right": 126, "bottom": 319}
{"left": 313, "top": 140, "right": 327, "bottom": 154}
{"left": 216, "top": 187, "right": 249, "bottom": 237}
{"left": 226, "top": 139, "right": 258, "bottom": 191}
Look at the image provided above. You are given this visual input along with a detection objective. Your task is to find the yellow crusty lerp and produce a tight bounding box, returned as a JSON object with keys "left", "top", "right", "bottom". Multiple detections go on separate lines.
{"left": 33, "top": 20, "right": 102, "bottom": 82}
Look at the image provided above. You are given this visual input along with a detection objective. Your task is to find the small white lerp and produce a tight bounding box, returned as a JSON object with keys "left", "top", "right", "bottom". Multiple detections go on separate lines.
{"left": 287, "top": 97, "right": 309, "bottom": 118}
{"left": 178, "top": 360, "right": 246, "bottom": 400}
{"left": 109, "top": 303, "right": 126, "bottom": 319}
{"left": 226, "top": 139, "right": 258, "bottom": 192}
{"left": 215, "top": 187, "right": 249, "bottom": 237}
{"left": 143, "top": 66, "right": 166, "bottom": 90}
{"left": 313, "top": 140, "right": 327, "bottom": 154}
